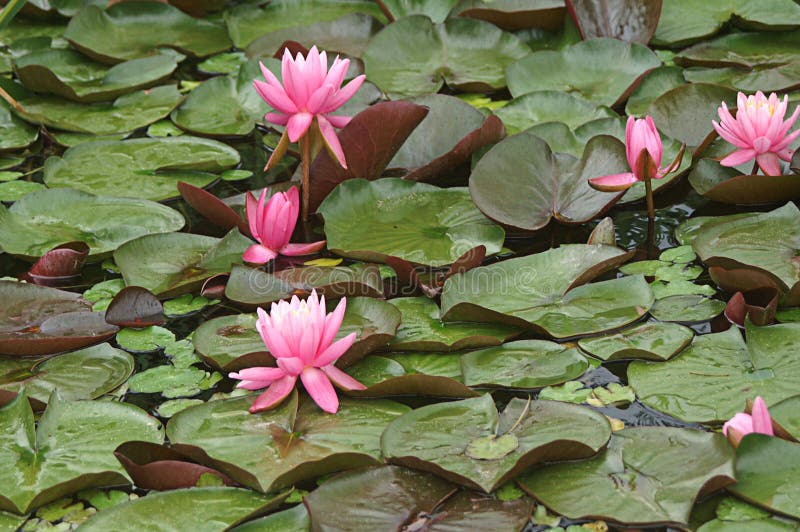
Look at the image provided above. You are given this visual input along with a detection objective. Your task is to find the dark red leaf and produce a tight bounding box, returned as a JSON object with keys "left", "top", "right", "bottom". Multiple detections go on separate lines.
{"left": 308, "top": 101, "right": 429, "bottom": 211}
{"left": 273, "top": 40, "right": 309, "bottom": 59}
{"left": 724, "top": 287, "right": 780, "bottom": 327}
{"left": 446, "top": 246, "right": 486, "bottom": 279}
{"left": 105, "top": 286, "right": 165, "bottom": 328}
{"left": 566, "top": 0, "right": 662, "bottom": 44}
{"left": 178, "top": 181, "right": 250, "bottom": 237}
{"left": 200, "top": 273, "right": 230, "bottom": 299}
{"left": 23, "top": 242, "right": 89, "bottom": 286}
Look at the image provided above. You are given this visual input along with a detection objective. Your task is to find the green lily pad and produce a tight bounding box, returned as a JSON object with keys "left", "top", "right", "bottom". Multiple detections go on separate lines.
{"left": 224, "top": 0, "right": 384, "bottom": 49}
{"left": 625, "top": 66, "right": 687, "bottom": 116}
{"left": 387, "top": 297, "right": 519, "bottom": 352}
{"left": 197, "top": 52, "right": 246, "bottom": 75}
{"left": 578, "top": 322, "right": 694, "bottom": 361}
{"left": 652, "top": 0, "right": 800, "bottom": 47}
{"left": 684, "top": 63, "right": 800, "bottom": 93}
{"left": 0, "top": 343, "right": 133, "bottom": 404}
{"left": 441, "top": 244, "right": 651, "bottom": 338}
{"left": 318, "top": 178, "right": 504, "bottom": 267}
{"left": 14, "top": 50, "right": 178, "bottom": 102}
{"left": 0, "top": 393, "right": 163, "bottom": 514}
{"left": 344, "top": 354, "right": 476, "bottom": 398}
{"left": 460, "top": 340, "right": 589, "bottom": 389}
{"left": 518, "top": 428, "right": 735, "bottom": 527}
{"left": 771, "top": 395, "right": 800, "bottom": 439}
{"left": 163, "top": 294, "right": 216, "bottom": 317}
{"left": 451, "top": 0, "right": 566, "bottom": 31}
{"left": 246, "top": 13, "right": 382, "bottom": 59}
{"left": 64, "top": 3, "right": 231, "bottom": 63}
{"left": 44, "top": 136, "right": 239, "bottom": 201}
{"left": 494, "top": 90, "right": 616, "bottom": 134}
{"left": 305, "top": 465, "right": 532, "bottom": 530}
{"left": 0, "top": 180, "right": 45, "bottom": 202}
{"left": 191, "top": 313, "right": 265, "bottom": 370}
{"left": 171, "top": 59, "right": 278, "bottom": 137}
{"left": 381, "top": 0, "right": 458, "bottom": 22}
{"left": 78, "top": 487, "right": 287, "bottom": 532}
{"left": 156, "top": 398, "right": 205, "bottom": 419}
{"left": 688, "top": 159, "right": 800, "bottom": 205}
{"left": 12, "top": 84, "right": 183, "bottom": 135}
{"left": 646, "top": 83, "right": 738, "bottom": 148}
{"left": 0, "top": 100, "right": 38, "bottom": 150}
{"left": 629, "top": 322, "right": 800, "bottom": 423}
{"left": 167, "top": 391, "right": 409, "bottom": 493}
{"left": 675, "top": 214, "right": 757, "bottom": 246}
{"left": 676, "top": 32, "right": 799, "bottom": 69}
{"left": 50, "top": 131, "right": 130, "bottom": 147}
{"left": 229, "top": 504, "right": 309, "bottom": 532}
{"left": 728, "top": 434, "right": 800, "bottom": 519}
{"left": 537, "top": 380, "right": 593, "bottom": 403}
{"left": 524, "top": 116, "right": 625, "bottom": 158}
{"left": 649, "top": 294, "right": 726, "bottom": 322}
{"left": 382, "top": 394, "right": 611, "bottom": 492}
{"left": 362, "top": 15, "right": 529, "bottom": 98}
{"left": 115, "top": 229, "right": 249, "bottom": 298}
{"left": 469, "top": 133, "right": 627, "bottom": 231}
{"left": 693, "top": 203, "right": 800, "bottom": 301}
{"left": 506, "top": 38, "right": 660, "bottom": 106}
{"left": 0, "top": 188, "right": 184, "bottom": 260}
{"left": 128, "top": 365, "right": 219, "bottom": 399}
{"left": 116, "top": 326, "right": 175, "bottom": 354}
{"left": 224, "top": 264, "right": 386, "bottom": 307}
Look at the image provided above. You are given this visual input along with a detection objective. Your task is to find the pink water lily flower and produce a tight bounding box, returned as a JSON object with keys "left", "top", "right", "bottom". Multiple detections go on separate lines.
{"left": 243, "top": 186, "right": 325, "bottom": 264}
{"left": 589, "top": 115, "right": 682, "bottom": 191}
{"left": 722, "top": 396, "right": 774, "bottom": 448}
{"left": 254, "top": 45, "right": 364, "bottom": 169}
{"left": 713, "top": 91, "right": 800, "bottom": 176}
{"left": 229, "top": 290, "right": 366, "bottom": 414}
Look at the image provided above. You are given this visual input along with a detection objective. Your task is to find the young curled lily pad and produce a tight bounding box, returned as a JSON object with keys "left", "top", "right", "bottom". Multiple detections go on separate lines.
{"left": 460, "top": 340, "right": 589, "bottom": 389}
{"left": 304, "top": 465, "right": 532, "bottom": 531}
{"left": 0, "top": 343, "right": 133, "bottom": 404}
{"left": 518, "top": 427, "right": 735, "bottom": 527}
{"left": 14, "top": 50, "right": 178, "bottom": 103}
{"left": 506, "top": 38, "right": 661, "bottom": 106}
{"left": 381, "top": 394, "right": 611, "bottom": 492}
{"left": 578, "top": 322, "right": 694, "bottom": 361}
{"left": 0, "top": 392, "right": 164, "bottom": 514}
{"left": 387, "top": 297, "right": 520, "bottom": 352}
{"left": 318, "top": 178, "right": 505, "bottom": 267}
{"left": 629, "top": 322, "right": 800, "bottom": 423}
{"left": 44, "top": 136, "right": 240, "bottom": 202}
{"left": 166, "top": 391, "right": 409, "bottom": 493}
{"left": 64, "top": 3, "right": 231, "bottom": 63}
{"left": 362, "top": 15, "right": 530, "bottom": 98}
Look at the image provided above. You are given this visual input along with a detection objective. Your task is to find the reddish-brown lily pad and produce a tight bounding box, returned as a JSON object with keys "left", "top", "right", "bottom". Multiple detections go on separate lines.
{"left": 104, "top": 286, "right": 165, "bottom": 328}
{"left": 566, "top": 0, "right": 662, "bottom": 44}
{"left": 689, "top": 159, "right": 800, "bottom": 205}
{"left": 724, "top": 287, "right": 780, "bottom": 327}
{"left": 22, "top": 242, "right": 89, "bottom": 285}
{"left": 177, "top": 181, "right": 250, "bottom": 236}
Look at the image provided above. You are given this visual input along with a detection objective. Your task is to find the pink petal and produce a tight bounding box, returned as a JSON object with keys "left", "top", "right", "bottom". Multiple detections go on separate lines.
{"left": 771, "top": 128, "right": 800, "bottom": 152}
{"left": 588, "top": 172, "right": 637, "bottom": 191}
{"left": 326, "top": 114, "right": 351, "bottom": 128}
{"left": 277, "top": 356, "right": 306, "bottom": 376}
{"left": 319, "top": 297, "right": 347, "bottom": 354}
{"left": 306, "top": 84, "right": 335, "bottom": 115}
{"left": 720, "top": 148, "right": 757, "bottom": 168}
{"left": 314, "top": 332, "right": 357, "bottom": 368}
{"left": 323, "top": 57, "right": 350, "bottom": 91}
{"left": 322, "top": 365, "right": 366, "bottom": 391}
{"left": 776, "top": 104, "right": 800, "bottom": 139}
{"left": 722, "top": 412, "right": 753, "bottom": 437}
{"left": 253, "top": 80, "right": 297, "bottom": 115}
{"left": 230, "top": 367, "right": 287, "bottom": 382}
{"left": 713, "top": 119, "right": 750, "bottom": 149}
{"left": 301, "top": 367, "right": 339, "bottom": 413}
{"left": 259, "top": 61, "right": 283, "bottom": 91}
{"left": 317, "top": 115, "right": 347, "bottom": 169}
{"left": 246, "top": 191, "right": 260, "bottom": 241}
{"left": 757, "top": 152, "right": 782, "bottom": 176}
{"left": 624, "top": 116, "right": 635, "bottom": 167}
{"left": 321, "top": 74, "right": 365, "bottom": 114}
{"left": 258, "top": 315, "right": 295, "bottom": 359}
{"left": 644, "top": 115, "right": 663, "bottom": 167}
{"left": 279, "top": 240, "right": 326, "bottom": 256}
{"left": 243, "top": 244, "right": 278, "bottom": 264}
{"left": 287, "top": 112, "right": 313, "bottom": 143}
{"left": 265, "top": 112, "right": 290, "bottom": 126}
{"left": 249, "top": 375, "right": 297, "bottom": 413}
{"left": 236, "top": 380, "right": 274, "bottom": 391}
{"left": 254, "top": 188, "right": 268, "bottom": 241}
{"left": 282, "top": 49, "right": 308, "bottom": 108}
{"left": 751, "top": 396, "right": 774, "bottom": 435}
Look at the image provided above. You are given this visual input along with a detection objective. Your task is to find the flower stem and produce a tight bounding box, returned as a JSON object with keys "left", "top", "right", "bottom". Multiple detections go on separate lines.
{"left": 644, "top": 177, "right": 655, "bottom": 222}
{"left": 300, "top": 137, "right": 311, "bottom": 222}
{"left": 751, "top": 160, "right": 759, "bottom": 175}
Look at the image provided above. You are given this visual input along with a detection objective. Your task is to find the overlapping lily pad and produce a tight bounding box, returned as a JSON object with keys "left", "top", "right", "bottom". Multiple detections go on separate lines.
{"left": 64, "top": 3, "right": 231, "bottom": 63}
{"left": 224, "top": 264, "right": 386, "bottom": 307}
{"left": 692, "top": 203, "right": 800, "bottom": 304}
{"left": 305, "top": 465, "right": 532, "bottom": 530}
{"left": 441, "top": 244, "right": 651, "bottom": 338}
{"left": 578, "top": 322, "right": 694, "bottom": 361}
{"left": 382, "top": 394, "right": 611, "bottom": 492}
{"left": 166, "top": 391, "right": 409, "bottom": 493}
{"left": 387, "top": 297, "right": 519, "bottom": 351}
{"left": 115, "top": 230, "right": 249, "bottom": 298}
{"left": 362, "top": 15, "right": 529, "bottom": 97}
{"left": 524, "top": 116, "right": 625, "bottom": 157}
{"left": 629, "top": 322, "right": 800, "bottom": 423}
{"left": 728, "top": 434, "right": 800, "bottom": 519}
{"left": 12, "top": 84, "right": 183, "bottom": 135}
{"left": 0, "top": 343, "right": 133, "bottom": 403}
{"left": 688, "top": 159, "right": 800, "bottom": 205}
{"left": 451, "top": 0, "right": 565, "bottom": 31}
{"left": 14, "top": 50, "right": 178, "bottom": 102}
{"left": 318, "top": 178, "right": 505, "bottom": 267}
{"left": 518, "top": 427, "right": 735, "bottom": 527}
{"left": 44, "top": 136, "right": 239, "bottom": 201}
{"left": 0, "top": 100, "right": 38, "bottom": 150}
{"left": 495, "top": 90, "right": 616, "bottom": 134}
{"left": 78, "top": 487, "right": 287, "bottom": 532}
{"left": 469, "top": 133, "right": 627, "bottom": 231}
{"left": 0, "top": 188, "right": 185, "bottom": 259}
{"left": 567, "top": 0, "right": 663, "bottom": 44}
{"left": 345, "top": 353, "right": 476, "bottom": 398}
{"left": 0, "top": 393, "right": 163, "bottom": 514}
{"left": 649, "top": 294, "right": 726, "bottom": 322}
{"left": 506, "top": 38, "right": 660, "bottom": 106}
{"left": 0, "top": 281, "right": 119, "bottom": 357}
